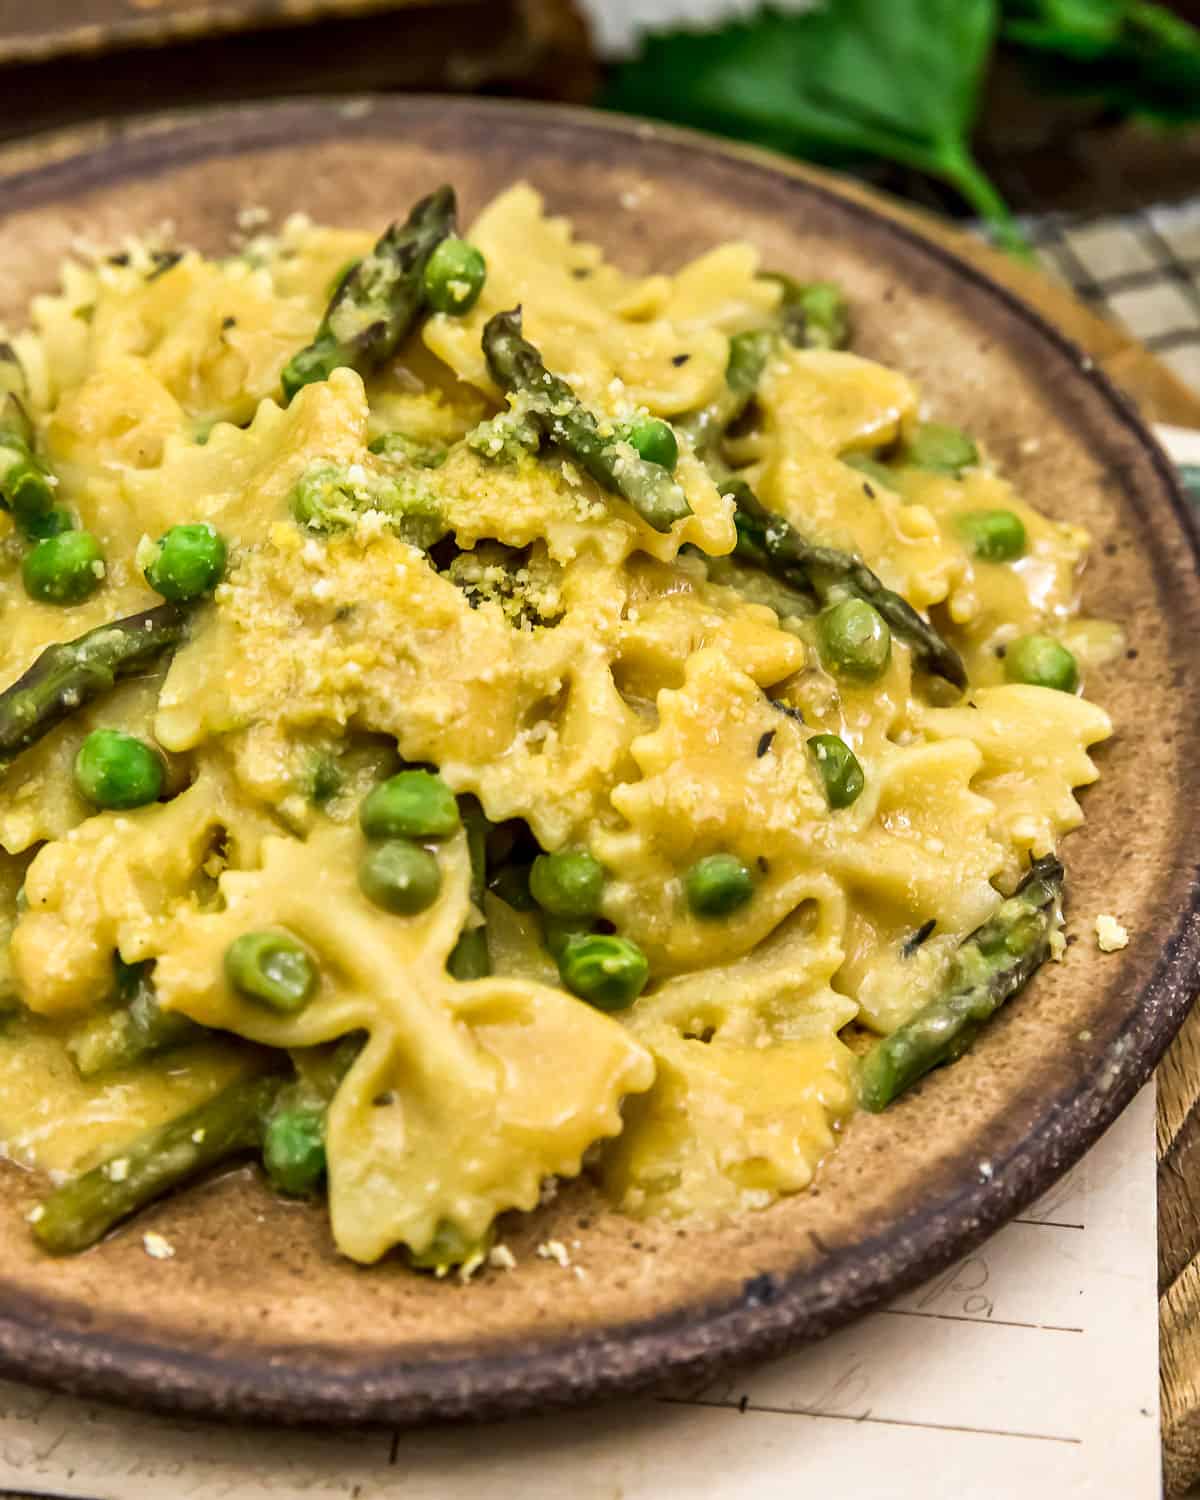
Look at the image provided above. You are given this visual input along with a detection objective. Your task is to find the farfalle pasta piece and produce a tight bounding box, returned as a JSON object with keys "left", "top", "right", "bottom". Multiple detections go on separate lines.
{"left": 602, "top": 648, "right": 830, "bottom": 972}
{"left": 752, "top": 353, "right": 962, "bottom": 612}
{"left": 0, "top": 676, "right": 163, "bottom": 855}
{"left": 607, "top": 893, "right": 857, "bottom": 1218}
{"left": 424, "top": 184, "right": 777, "bottom": 417}
{"left": 152, "top": 823, "right": 653, "bottom": 1262}
{"left": 917, "top": 684, "right": 1112, "bottom": 861}
{"left": 10, "top": 767, "right": 274, "bottom": 1017}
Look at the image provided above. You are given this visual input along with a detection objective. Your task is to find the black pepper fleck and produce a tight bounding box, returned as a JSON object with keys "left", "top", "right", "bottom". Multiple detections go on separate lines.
{"left": 756, "top": 729, "right": 776, "bottom": 758}
{"left": 768, "top": 697, "right": 805, "bottom": 725}
{"left": 671, "top": 353, "right": 691, "bottom": 367}
{"left": 146, "top": 250, "right": 183, "bottom": 281}
{"left": 901, "top": 918, "right": 937, "bottom": 957}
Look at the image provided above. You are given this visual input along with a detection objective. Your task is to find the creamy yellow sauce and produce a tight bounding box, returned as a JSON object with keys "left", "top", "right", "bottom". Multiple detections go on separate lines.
{"left": 0, "top": 1015, "right": 251, "bottom": 1177}
{"left": 0, "top": 185, "right": 1112, "bottom": 1261}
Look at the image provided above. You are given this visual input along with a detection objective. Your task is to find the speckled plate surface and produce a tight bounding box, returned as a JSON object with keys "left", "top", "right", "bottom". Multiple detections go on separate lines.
{"left": 0, "top": 97, "right": 1196, "bottom": 1426}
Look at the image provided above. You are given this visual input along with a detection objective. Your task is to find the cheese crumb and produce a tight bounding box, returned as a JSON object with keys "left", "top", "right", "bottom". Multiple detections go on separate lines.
{"left": 457, "top": 1249, "right": 487, "bottom": 1283}
{"left": 488, "top": 1244, "right": 517, "bottom": 1271}
{"left": 107, "top": 1158, "right": 130, "bottom": 1183}
{"left": 142, "top": 1232, "right": 175, "bottom": 1260}
{"left": 537, "top": 1239, "right": 571, "bottom": 1268}
{"left": 25, "top": 1205, "right": 44, "bottom": 1224}
{"left": 1048, "top": 927, "right": 1067, "bottom": 962}
{"left": 1095, "top": 914, "right": 1129, "bottom": 953}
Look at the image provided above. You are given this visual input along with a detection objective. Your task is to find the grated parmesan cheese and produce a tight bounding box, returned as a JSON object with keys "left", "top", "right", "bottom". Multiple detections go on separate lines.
{"left": 1095, "top": 914, "right": 1129, "bottom": 953}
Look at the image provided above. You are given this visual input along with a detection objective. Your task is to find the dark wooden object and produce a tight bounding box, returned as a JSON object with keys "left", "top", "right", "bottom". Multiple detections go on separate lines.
{"left": 0, "top": 1, "right": 595, "bottom": 141}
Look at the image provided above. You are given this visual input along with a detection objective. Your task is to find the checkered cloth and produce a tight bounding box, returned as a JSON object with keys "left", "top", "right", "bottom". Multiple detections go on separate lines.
{"left": 1031, "top": 202, "right": 1200, "bottom": 394}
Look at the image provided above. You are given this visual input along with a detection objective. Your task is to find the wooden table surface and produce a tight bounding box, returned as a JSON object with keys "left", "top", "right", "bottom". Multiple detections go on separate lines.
{"left": 0, "top": 120, "right": 1196, "bottom": 1497}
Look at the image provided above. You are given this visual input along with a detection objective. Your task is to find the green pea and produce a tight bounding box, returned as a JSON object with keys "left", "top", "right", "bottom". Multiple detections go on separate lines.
{"left": 685, "top": 853, "right": 754, "bottom": 918}
{"left": 22, "top": 530, "right": 105, "bottom": 605}
{"left": 818, "top": 597, "right": 892, "bottom": 680}
{"left": 21, "top": 505, "right": 74, "bottom": 541}
{"left": 957, "top": 508, "right": 1026, "bottom": 562}
{"left": 359, "top": 771, "right": 460, "bottom": 841}
{"left": 143, "top": 522, "right": 227, "bottom": 601}
{"left": 808, "top": 733, "right": 865, "bottom": 809}
{"left": 358, "top": 839, "right": 442, "bottom": 915}
{"left": 1004, "top": 634, "right": 1079, "bottom": 693}
{"left": 225, "top": 931, "right": 318, "bottom": 1013}
{"left": 73, "top": 729, "right": 164, "bottom": 810}
{"left": 626, "top": 418, "right": 678, "bottom": 471}
{"left": 422, "top": 237, "right": 487, "bottom": 316}
{"left": 488, "top": 862, "right": 535, "bottom": 911}
{"left": 262, "top": 1108, "right": 325, "bottom": 1195}
{"left": 529, "top": 849, "right": 605, "bottom": 920}
{"left": 557, "top": 933, "right": 649, "bottom": 1012}
{"left": 904, "top": 421, "right": 979, "bottom": 474}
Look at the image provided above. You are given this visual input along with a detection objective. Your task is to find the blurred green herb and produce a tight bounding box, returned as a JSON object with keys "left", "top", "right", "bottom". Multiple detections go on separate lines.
{"left": 1002, "top": 1, "right": 1200, "bottom": 120}
{"left": 602, "top": 0, "right": 1200, "bottom": 256}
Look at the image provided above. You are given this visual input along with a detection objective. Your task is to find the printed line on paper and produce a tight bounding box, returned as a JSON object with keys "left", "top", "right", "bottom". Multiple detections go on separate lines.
{"left": 659, "top": 1396, "right": 1083, "bottom": 1445}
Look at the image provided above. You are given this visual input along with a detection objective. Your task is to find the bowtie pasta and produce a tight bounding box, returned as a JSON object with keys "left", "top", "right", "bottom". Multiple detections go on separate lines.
{"left": 0, "top": 184, "right": 1114, "bottom": 1269}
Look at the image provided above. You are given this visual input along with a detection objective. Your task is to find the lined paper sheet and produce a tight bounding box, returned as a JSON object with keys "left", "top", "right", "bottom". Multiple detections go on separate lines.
{"left": 0, "top": 1085, "right": 1158, "bottom": 1500}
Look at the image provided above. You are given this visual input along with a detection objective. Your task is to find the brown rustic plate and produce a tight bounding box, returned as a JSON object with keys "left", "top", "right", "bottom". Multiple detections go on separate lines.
{"left": 0, "top": 96, "right": 1196, "bottom": 1427}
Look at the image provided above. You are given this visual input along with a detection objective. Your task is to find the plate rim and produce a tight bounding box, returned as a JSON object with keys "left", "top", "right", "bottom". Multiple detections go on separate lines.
{"left": 0, "top": 93, "right": 1195, "bottom": 1426}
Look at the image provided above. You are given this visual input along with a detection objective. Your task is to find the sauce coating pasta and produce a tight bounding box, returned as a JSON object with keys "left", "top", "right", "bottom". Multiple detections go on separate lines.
{"left": 0, "top": 185, "right": 1112, "bottom": 1265}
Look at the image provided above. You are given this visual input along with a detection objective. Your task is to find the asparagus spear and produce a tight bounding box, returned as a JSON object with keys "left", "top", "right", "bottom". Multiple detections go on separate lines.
{"left": 761, "top": 273, "right": 851, "bottom": 351}
{"left": 66, "top": 960, "right": 202, "bottom": 1078}
{"left": 724, "top": 478, "right": 968, "bottom": 690}
{"left": 481, "top": 308, "right": 692, "bottom": 533}
{"left": 678, "top": 277, "right": 848, "bottom": 457}
{"left": 678, "top": 329, "right": 775, "bottom": 460}
{"left": 447, "top": 796, "right": 491, "bottom": 980}
{"left": 281, "top": 185, "right": 457, "bottom": 403}
{"left": 859, "top": 856, "right": 1065, "bottom": 1112}
{"left": 0, "top": 603, "right": 188, "bottom": 772}
{"left": 0, "top": 394, "right": 60, "bottom": 539}
{"left": 31, "top": 1073, "right": 283, "bottom": 1254}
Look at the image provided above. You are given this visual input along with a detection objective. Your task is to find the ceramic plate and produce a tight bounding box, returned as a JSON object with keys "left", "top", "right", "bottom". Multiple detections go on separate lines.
{"left": 0, "top": 97, "right": 1195, "bottom": 1424}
